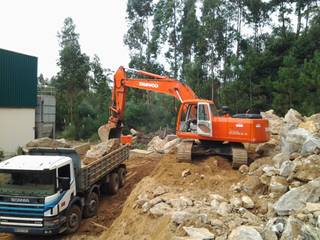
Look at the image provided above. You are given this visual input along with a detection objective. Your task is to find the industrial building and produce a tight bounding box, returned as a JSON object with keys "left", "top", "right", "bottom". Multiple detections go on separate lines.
{"left": 0, "top": 48, "right": 38, "bottom": 156}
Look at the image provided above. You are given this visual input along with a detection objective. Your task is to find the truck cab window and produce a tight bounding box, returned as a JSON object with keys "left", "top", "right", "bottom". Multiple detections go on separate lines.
{"left": 198, "top": 104, "right": 209, "bottom": 121}
{"left": 58, "top": 164, "right": 70, "bottom": 178}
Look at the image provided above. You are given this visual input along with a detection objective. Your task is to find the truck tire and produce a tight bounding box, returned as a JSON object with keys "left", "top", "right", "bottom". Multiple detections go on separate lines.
{"left": 118, "top": 167, "right": 126, "bottom": 188}
{"left": 66, "top": 205, "right": 82, "bottom": 234}
{"left": 107, "top": 172, "right": 119, "bottom": 195}
{"left": 83, "top": 192, "right": 99, "bottom": 218}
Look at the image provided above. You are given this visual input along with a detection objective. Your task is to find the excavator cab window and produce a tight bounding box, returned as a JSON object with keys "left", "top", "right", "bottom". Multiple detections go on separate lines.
{"left": 180, "top": 104, "right": 198, "bottom": 132}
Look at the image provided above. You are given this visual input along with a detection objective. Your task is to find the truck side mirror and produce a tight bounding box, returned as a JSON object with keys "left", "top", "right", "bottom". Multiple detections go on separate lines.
{"left": 58, "top": 177, "right": 70, "bottom": 191}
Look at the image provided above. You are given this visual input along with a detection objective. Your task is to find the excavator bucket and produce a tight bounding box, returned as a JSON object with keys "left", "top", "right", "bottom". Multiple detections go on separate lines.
{"left": 98, "top": 124, "right": 113, "bottom": 142}
{"left": 98, "top": 121, "right": 122, "bottom": 142}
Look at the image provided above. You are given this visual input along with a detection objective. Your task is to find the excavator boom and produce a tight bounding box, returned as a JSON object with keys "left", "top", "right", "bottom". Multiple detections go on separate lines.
{"left": 99, "top": 66, "right": 198, "bottom": 141}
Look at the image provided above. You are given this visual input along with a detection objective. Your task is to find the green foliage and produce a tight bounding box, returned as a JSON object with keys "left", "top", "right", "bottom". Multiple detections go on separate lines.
{"left": 0, "top": 150, "right": 3, "bottom": 161}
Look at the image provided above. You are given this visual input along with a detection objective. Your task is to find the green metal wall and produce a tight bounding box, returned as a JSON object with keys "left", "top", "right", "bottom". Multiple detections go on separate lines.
{"left": 0, "top": 48, "right": 38, "bottom": 108}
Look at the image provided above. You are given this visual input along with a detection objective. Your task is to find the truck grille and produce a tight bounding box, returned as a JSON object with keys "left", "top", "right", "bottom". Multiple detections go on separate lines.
{"left": 0, "top": 196, "right": 45, "bottom": 227}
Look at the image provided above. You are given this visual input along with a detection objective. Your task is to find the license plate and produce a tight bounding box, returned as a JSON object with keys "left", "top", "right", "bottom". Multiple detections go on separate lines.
{"left": 15, "top": 228, "right": 29, "bottom": 233}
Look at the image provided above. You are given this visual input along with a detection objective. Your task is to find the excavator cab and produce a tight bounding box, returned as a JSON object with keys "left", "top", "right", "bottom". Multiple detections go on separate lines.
{"left": 177, "top": 100, "right": 216, "bottom": 138}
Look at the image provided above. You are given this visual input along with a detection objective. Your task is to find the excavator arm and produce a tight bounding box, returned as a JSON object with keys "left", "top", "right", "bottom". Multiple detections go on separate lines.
{"left": 98, "top": 66, "right": 198, "bottom": 141}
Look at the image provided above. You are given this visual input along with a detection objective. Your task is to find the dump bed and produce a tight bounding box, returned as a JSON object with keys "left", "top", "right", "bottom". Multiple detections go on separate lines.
{"left": 78, "top": 144, "right": 129, "bottom": 192}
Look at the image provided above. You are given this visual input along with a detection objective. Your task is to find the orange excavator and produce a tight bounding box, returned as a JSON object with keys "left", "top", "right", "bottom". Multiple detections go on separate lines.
{"left": 98, "top": 66, "right": 270, "bottom": 168}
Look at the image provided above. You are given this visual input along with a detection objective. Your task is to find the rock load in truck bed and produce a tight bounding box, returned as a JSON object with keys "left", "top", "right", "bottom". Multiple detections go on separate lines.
{"left": 83, "top": 139, "right": 120, "bottom": 165}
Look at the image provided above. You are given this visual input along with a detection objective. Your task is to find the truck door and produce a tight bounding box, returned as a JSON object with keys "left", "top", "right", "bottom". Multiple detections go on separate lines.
{"left": 197, "top": 102, "right": 212, "bottom": 137}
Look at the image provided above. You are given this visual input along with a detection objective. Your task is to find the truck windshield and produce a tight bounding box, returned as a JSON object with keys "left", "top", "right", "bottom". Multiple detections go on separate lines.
{"left": 0, "top": 170, "right": 56, "bottom": 197}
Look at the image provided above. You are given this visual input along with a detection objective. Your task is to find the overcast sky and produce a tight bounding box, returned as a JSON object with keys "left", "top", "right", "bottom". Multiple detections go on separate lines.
{"left": 0, "top": 0, "right": 129, "bottom": 79}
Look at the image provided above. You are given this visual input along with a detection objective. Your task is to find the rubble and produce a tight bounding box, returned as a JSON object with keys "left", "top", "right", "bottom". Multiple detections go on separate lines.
{"left": 84, "top": 139, "right": 120, "bottom": 164}
{"left": 26, "top": 137, "right": 71, "bottom": 148}
{"left": 182, "top": 226, "right": 215, "bottom": 240}
{"left": 102, "top": 108, "right": 320, "bottom": 240}
{"left": 229, "top": 226, "right": 263, "bottom": 240}
{"left": 273, "top": 178, "right": 320, "bottom": 216}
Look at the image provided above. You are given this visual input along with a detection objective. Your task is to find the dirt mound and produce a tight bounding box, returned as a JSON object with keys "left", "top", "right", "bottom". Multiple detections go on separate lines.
{"left": 99, "top": 154, "right": 243, "bottom": 240}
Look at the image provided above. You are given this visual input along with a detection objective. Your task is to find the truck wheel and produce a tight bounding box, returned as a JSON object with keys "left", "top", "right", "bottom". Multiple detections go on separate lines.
{"left": 107, "top": 172, "right": 119, "bottom": 195}
{"left": 66, "top": 205, "right": 82, "bottom": 234}
{"left": 118, "top": 167, "right": 126, "bottom": 188}
{"left": 83, "top": 192, "right": 99, "bottom": 218}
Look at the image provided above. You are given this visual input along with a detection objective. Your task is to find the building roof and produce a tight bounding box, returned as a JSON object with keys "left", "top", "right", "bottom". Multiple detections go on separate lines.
{"left": 0, "top": 48, "right": 38, "bottom": 108}
{"left": 0, "top": 155, "right": 70, "bottom": 171}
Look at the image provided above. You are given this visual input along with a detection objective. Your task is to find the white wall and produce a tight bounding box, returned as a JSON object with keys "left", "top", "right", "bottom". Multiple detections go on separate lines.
{"left": 0, "top": 108, "right": 35, "bottom": 156}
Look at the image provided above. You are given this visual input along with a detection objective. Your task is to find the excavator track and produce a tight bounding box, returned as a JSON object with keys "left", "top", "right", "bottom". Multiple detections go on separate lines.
{"left": 231, "top": 143, "right": 248, "bottom": 169}
{"left": 176, "top": 140, "right": 194, "bottom": 162}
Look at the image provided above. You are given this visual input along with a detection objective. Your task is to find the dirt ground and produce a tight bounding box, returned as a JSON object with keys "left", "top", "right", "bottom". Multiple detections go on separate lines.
{"left": 13, "top": 152, "right": 162, "bottom": 240}
{"left": 99, "top": 153, "right": 244, "bottom": 240}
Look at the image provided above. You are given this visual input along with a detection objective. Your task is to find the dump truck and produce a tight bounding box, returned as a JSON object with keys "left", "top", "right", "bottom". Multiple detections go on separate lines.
{"left": 0, "top": 144, "right": 129, "bottom": 235}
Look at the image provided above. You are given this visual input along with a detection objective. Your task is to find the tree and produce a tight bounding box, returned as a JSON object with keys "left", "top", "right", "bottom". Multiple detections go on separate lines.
{"left": 53, "top": 17, "right": 90, "bottom": 138}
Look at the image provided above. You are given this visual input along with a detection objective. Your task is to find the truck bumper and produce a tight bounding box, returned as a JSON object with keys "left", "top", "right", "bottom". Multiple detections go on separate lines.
{"left": 0, "top": 216, "right": 67, "bottom": 235}
{"left": 0, "top": 225, "right": 66, "bottom": 235}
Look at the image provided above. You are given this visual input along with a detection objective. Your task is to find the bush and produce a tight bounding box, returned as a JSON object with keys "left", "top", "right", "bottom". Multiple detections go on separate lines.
{"left": 0, "top": 150, "right": 3, "bottom": 161}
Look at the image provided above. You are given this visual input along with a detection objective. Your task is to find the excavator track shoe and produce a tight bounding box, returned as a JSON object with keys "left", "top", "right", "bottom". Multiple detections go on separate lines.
{"left": 231, "top": 143, "right": 248, "bottom": 169}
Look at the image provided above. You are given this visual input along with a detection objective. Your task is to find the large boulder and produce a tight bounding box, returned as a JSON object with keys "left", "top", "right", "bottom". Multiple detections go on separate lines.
{"left": 261, "top": 110, "right": 283, "bottom": 135}
{"left": 293, "top": 154, "right": 320, "bottom": 181}
{"left": 299, "top": 113, "right": 320, "bottom": 134}
{"left": 283, "top": 128, "right": 311, "bottom": 154}
{"left": 301, "top": 135, "right": 320, "bottom": 156}
{"left": 284, "top": 109, "right": 303, "bottom": 126}
{"left": 279, "top": 216, "right": 320, "bottom": 240}
{"left": 228, "top": 226, "right": 263, "bottom": 240}
{"left": 273, "top": 178, "right": 320, "bottom": 216}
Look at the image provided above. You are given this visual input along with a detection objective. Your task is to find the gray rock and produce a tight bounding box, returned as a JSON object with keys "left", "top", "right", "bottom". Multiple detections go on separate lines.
{"left": 169, "top": 197, "right": 193, "bottom": 210}
{"left": 152, "top": 186, "right": 168, "bottom": 197}
{"left": 228, "top": 226, "right": 263, "bottom": 240}
{"left": 242, "top": 211, "right": 261, "bottom": 225}
{"left": 242, "top": 175, "right": 264, "bottom": 195}
{"left": 272, "top": 153, "right": 289, "bottom": 168}
{"left": 149, "top": 202, "right": 171, "bottom": 217}
{"left": 273, "top": 178, "right": 320, "bottom": 216}
{"left": 210, "top": 219, "right": 224, "bottom": 227}
{"left": 241, "top": 195, "right": 255, "bottom": 209}
{"left": 301, "top": 135, "right": 320, "bottom": 156}
{"left": 182, "top": 169, "right": 191, "bottom": 177}
{"left": 284, "top": 128, "right": 311, "bottom": 154}
{"left": 261, "top": 110, "right": 283, "bottom": 135}
{"left": 171, "top": 211, "right": 193, "bottom": 225}
{"left": 183, "top": 226, "right": 215, "bottom": 240}
{"left": 198, "top": 213, "right": 209, "bottom": 224}
{"left": 230, "top": 196, "right": 242, "bottom": 208}
{"left": 279, "top": 161, "right": 295, "bottom": 177}
{"left": 265, "top": 217, "right": 287, "bottom": 236}
{"left": 279, "top": 217, "right": 320, "bottom": 239}
{"left": 216, "top": 202, "right": 232, "bottom": 216}
{"left": 209, "top": 194, "right": 226, "bottom": 202}
{"left": 210, "top": 199, "right": 220, "bottom": 210}
{"left": 293, "top": 154, "right": 320, "bottom": 181}
{"left": 300, "top": 224, "right": 320, "bottom": 239}
{"left": 142, "top": 196, "right": 163, "bottom": 212}
{"left": 269, "top": 176, "right": 288, "bottom": 195}
{"left": 284, "top": 108, "right": 303, "bottom": 126}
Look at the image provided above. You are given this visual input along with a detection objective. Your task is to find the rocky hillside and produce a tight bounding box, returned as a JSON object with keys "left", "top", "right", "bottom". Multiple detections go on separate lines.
{"left": 100, "top": 109, "right": 320, "bottom": 240}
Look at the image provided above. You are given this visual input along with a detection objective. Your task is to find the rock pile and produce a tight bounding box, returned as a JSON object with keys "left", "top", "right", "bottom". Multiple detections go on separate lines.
{"left": 132, "top": 108, "right": 320, "bottom": 239}
{"left": 147, "top": 135, "right": 181, "bottom": 154}
{"left": 83, "top": 139, "right": 120, "bottom": 165}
